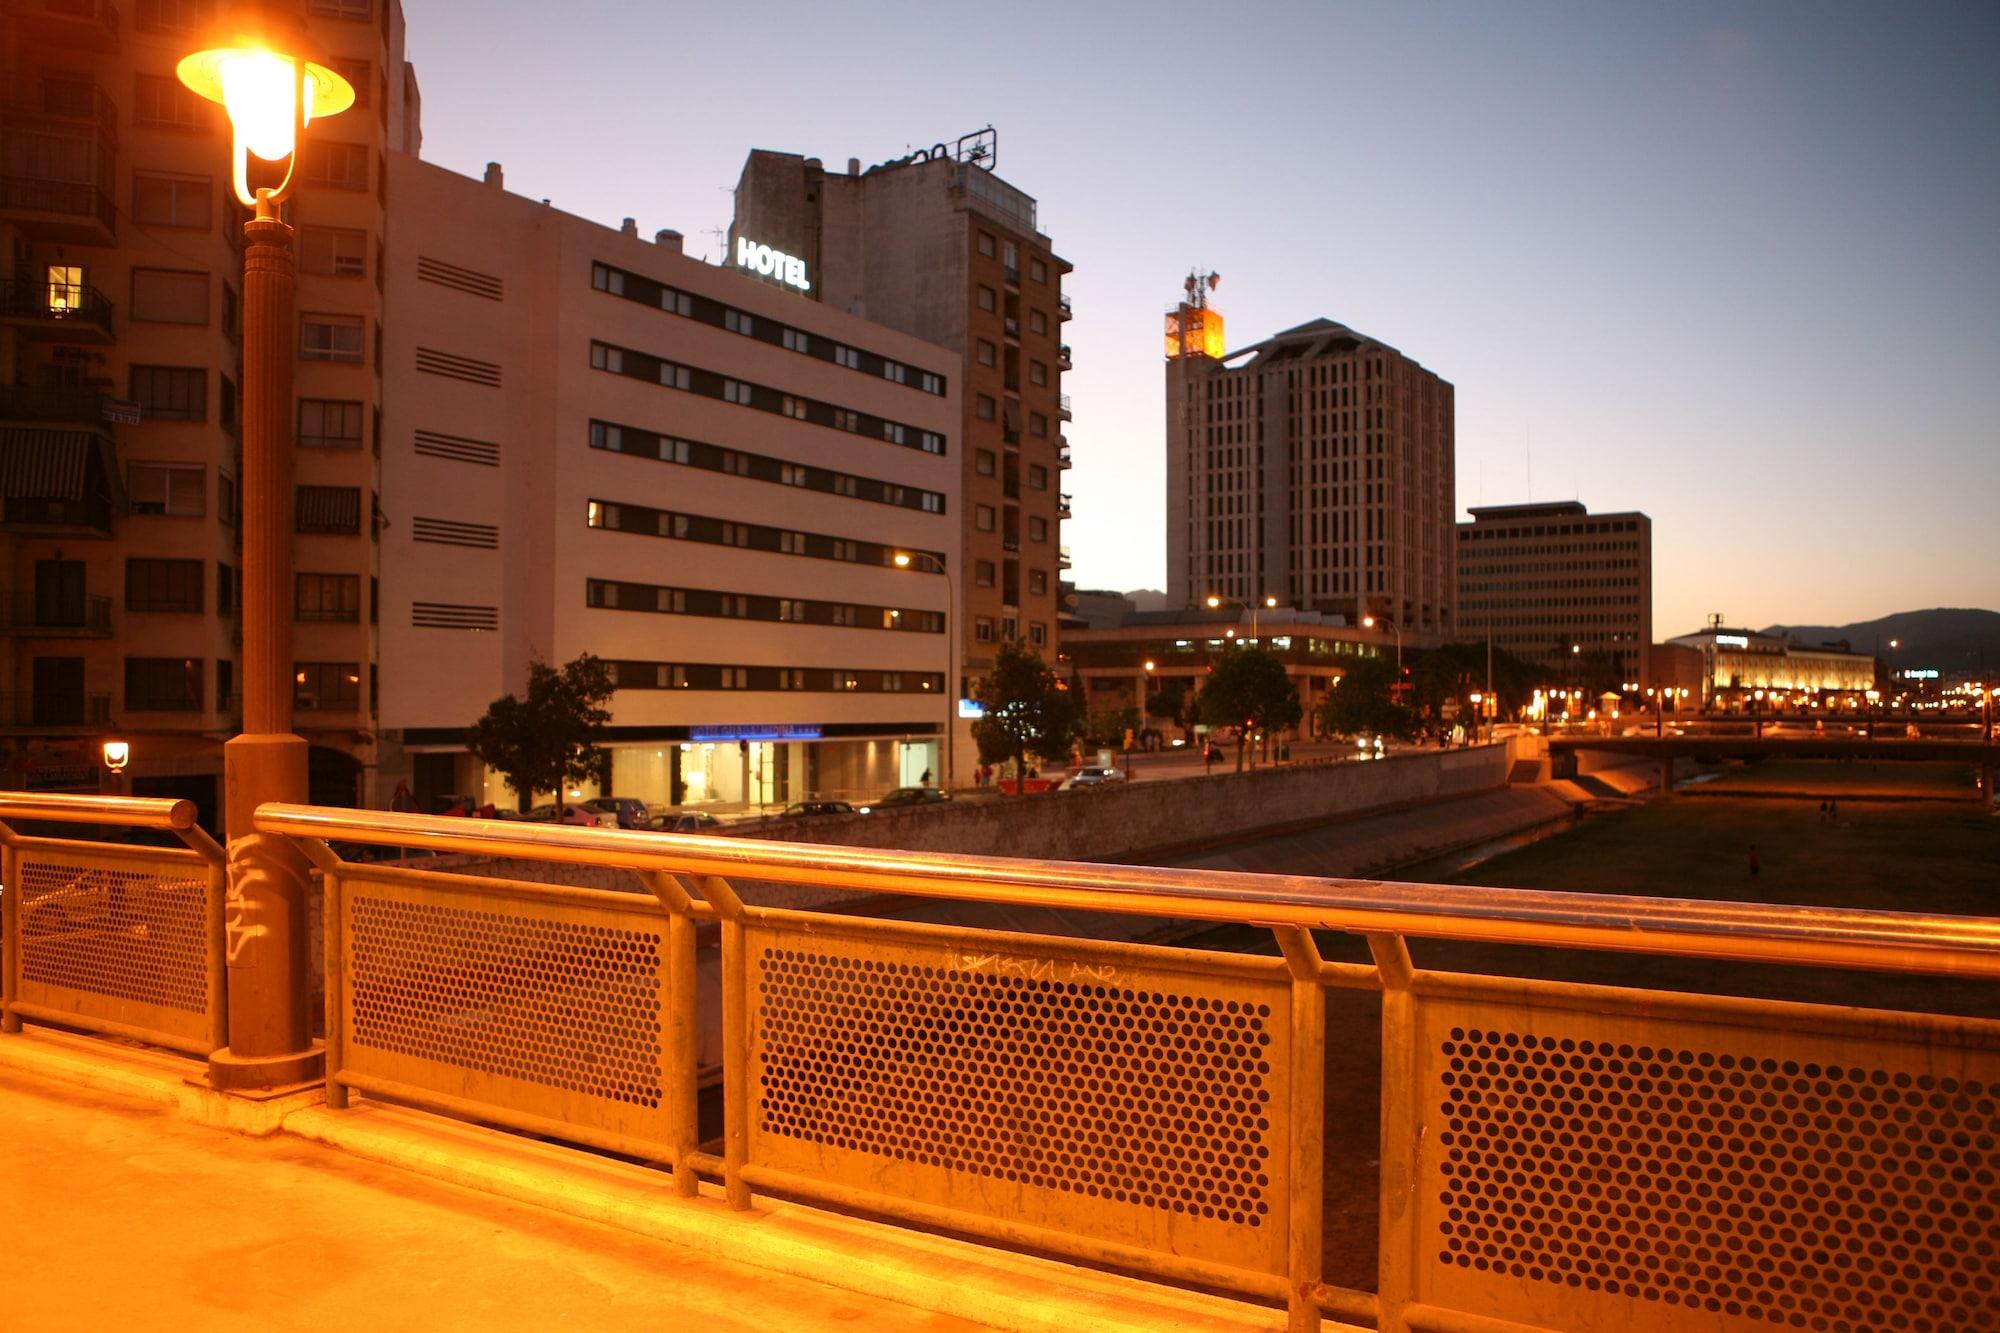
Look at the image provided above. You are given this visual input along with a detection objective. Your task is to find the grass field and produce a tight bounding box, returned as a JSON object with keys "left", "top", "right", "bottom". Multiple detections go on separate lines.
{"left": 1688, "top": 757, "right": 1982, "bottom": 800}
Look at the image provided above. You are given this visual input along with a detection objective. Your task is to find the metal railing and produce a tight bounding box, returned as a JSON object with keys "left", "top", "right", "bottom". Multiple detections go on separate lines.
{"left": 0, "top": 175, "right": 117, "bottom": 237}
{"left": 0, "top": 277, "right": 114, "bottom": 337}
{"left": 0, "top": 592, "right": 112, "bottom": 635}
{"left": 0, "top": 793, "right": 226, "bottom": 1056}
{"left": 0, "top": 384, "right": 105, "bottom": 424}
{"left": 227, "top": 802, "right": 2000, "bottom": 1333}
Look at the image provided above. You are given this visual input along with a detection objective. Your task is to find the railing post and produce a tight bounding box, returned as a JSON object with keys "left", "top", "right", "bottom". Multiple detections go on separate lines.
{"left": 641, "top": 871, "right": 703, "bottom": 1198}
{"left": 1368, "top": 933, "right": 1418, "bottom": 1333}
{"left": 698, "top": 874, "right": 752, "bottom": 1211}
{"left": 322, "top": 866, "right": 348, "bottom": 1109}
{"left": 1273, "top": 926, "right": 1325, "bottom": 1333}
{"left": 1, "top": 825, "right": 19, "bottom": 1034}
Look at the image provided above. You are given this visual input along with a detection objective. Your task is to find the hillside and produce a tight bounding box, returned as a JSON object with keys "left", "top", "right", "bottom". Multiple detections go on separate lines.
{"left": 1762, "top": 608, "right": 2000, "bottom": 674}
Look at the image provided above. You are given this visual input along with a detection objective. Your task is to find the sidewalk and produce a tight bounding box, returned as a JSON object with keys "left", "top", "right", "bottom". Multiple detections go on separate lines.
{"left": 0, "top": 1061, "right": 984, "bottom": 1333}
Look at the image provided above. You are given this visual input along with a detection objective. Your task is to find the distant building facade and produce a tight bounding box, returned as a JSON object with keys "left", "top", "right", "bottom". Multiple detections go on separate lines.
{"left": 378, "top": 156, "right": 960, "bottom": 811}
{"left": 729, "top": 137, "right": 1071, "bottom": 782}
{"left": 1665, "top": 627, "right": 1876, "bottom": 706}
{"left": 1455, "top": 501, "right": 1652, "bottom": 684}
{"left": 1165, "top": 305, "right": 1455, "bottom": 636}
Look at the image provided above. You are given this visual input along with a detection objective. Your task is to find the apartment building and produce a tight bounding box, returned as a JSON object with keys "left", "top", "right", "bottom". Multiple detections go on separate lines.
{"left": 378, "top": 155, "right": 960, "bottom": 812}
{"left": 1165, "top": 305, "right": 1456, "bottom": 636}
{"left": 1455, "top": 501, "right": 1652, "bottom": 682}
{"left": 0, "top": 0, "right": 417, "bottom": 824}
{"left": 728, "top": 136, "right": 1071, "bottom": 787}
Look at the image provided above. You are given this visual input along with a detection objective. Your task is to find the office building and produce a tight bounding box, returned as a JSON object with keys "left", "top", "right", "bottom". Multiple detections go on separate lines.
{"left": 1664, "top": 626, "right": 1876, "bottom": 706}
{"left": 0, "top": 0, "right": 418, "bottom": 823}
{"left": 377, "top": 155, "right": 959, "bottom": 811}
{"left": 1165, "top": 290, "right": 1455, "bottom": 636}
{"left": 728, "top": 133, "right": 1072, "bottom": 786}
{"left": 1455, "top": 501, "right": 1652, "bottom": 683}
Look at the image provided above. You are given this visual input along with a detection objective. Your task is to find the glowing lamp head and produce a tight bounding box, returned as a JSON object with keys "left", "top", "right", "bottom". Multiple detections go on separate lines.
{"left": 176, "top": 44, "right": 353, "bottom": 205}
{"left": 1263, "top": 596, "right": 1277, "bottom": 608}
{"left": 1362, "top": 615, "right": 1376, "bottom": 629}
{"left": 1205, "top": 595, "right": 1221, "bottom": 609}
{"left": 893, "top": 553, "right": 912, "bottom": 567}
{"left": 101, "top": 740, "right": 131, "bottom": 773}
{"left": 1143, "top": 660, "right": 1155, "bottom": 671}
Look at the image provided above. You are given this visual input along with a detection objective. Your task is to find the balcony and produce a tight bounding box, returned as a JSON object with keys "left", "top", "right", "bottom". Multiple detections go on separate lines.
{"left": 1002, "top": 264, "right": 1019, "bottom": 286}
{"left": 13, "top": 0, "right": 121, "bottom": 52}
{"left": 0, "top": 688, "right": 111, "bottom": 729}
{"left": 1002, "top": 316, "right": 1019, "bottom": 339}
{"left": 0, "top": 277, "right": 114, "bottom": 343}
{"left": 0, "top": 591, "right": 111, "bottom": 636}
{"left": 1058, "top": 492, "right": 1073, "bottom": 519}
{"left": 1058, "top": 543, "right": 1072, "bottom": 568}
{"left": 1002, "top": 475, "right": 1020, "bottom": 500}
{"left": 0, "top": 402, "right": 118, "bottom": 535}
{"left": 1058, "top": 393, "right": 1072, "bottom": 422}
{"left": 0, "top": 385, "right": 106, "bottom": 423}
{"left": 1057, "top": 344, "right": 1072, "bottom": 371}
{"left": 1058, "top": 292, "right": 1073, "bottom": 321}
{"left": 1057, "top": 440, "right": 1072, "bottom": 469}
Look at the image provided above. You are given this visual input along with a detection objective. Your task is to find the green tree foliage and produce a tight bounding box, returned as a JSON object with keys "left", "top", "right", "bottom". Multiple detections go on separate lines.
{"left": 1409, "top": 641, "right": 1536, "bottom": 719}
{"left": 1195, "top": 647, "right": 1302, "bottom": 771}
{"left": 1316, "top": 653, "right": 1416, "bottom": 741}
{"left": 971, "top": 639, "right": 1084, "bottom": 792}
{"left": 466, "top": 654, "right": 615, "bottom": 814}
{"left": 1084, "top": 699, "right": 1139, "bottom": 748}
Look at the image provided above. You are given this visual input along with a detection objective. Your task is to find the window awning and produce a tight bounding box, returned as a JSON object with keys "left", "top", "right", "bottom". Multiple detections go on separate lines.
{"left": 0, "top": 429, "right": 93, "bottom": 501}
{"left": 296, "top": 485, "right": 361, "bottom": 531}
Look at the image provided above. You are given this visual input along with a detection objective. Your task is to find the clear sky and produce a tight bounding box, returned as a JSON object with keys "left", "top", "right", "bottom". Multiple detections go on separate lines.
{"left": 405, "top": 1, "right": 1999, "bottom": 637}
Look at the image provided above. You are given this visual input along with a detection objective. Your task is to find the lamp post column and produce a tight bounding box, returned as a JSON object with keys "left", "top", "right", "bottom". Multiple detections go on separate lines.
{"left": 209, "top": 195, "right": 321, "bottom": 1092}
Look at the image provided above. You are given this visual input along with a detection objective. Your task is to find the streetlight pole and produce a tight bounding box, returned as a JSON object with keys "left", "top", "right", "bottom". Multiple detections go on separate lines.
{"left": 1362, "top": 614, "right": 1402, "bottom": 674}
{"left": 895, "top": 552, "right": 955, "bottom": 791}
{"left": 178, "top": 24, "right": 355, "bottom": 1092}
{"left": 1206, "top": 591, "right": 1277, "bottom": 641}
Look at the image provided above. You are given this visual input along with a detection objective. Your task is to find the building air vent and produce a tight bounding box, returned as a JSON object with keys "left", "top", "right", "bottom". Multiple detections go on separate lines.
{"left": 412, "top": 429, "right": 500, "bottom": 467}
{"left": 415, "top": 256, "right": 504, "bottom": 301}
{"left": 414, "top": 347, "right": 502, "bottom": 387}
{"left": 410, "top": 516, "right": 499, "bottom": 549}
{"left": 411, "top": 601, "right": 499, "bottom": 631}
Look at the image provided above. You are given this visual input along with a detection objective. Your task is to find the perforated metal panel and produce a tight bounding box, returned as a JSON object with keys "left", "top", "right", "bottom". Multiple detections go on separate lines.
{"left": 1412, "top": 996, "right": 2000, "bottom": 1333}
{"left": 746, "top": 921, "right": 1291, "bottom": 1274}
{"left": 13, "top": 844, "right": 216, "bottom": 1050}
{"left": 339, "top": 873, "right": 673, "bottom": 1153}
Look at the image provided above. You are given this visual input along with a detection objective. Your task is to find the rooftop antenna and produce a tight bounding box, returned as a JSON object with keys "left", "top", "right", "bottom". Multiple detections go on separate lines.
{"left": 702, "top": 225, "right": 728, "bottom": 264}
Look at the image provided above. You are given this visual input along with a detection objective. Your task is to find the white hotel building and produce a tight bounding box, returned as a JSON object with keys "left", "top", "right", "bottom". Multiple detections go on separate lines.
{"left": 377, "top": 155, "right": 960, "bottom": 812}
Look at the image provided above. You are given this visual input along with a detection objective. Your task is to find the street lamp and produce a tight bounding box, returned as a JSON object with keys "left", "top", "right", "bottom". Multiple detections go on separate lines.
{"left": 101, "top": 739, "right": 131, "bottom": 774}
{"left": 894, "top": 552, "right": 956, "bottom": 792}
{"left": 178, "top": 18, "right": 355, "bottom": 1094}
{"left": 1206, "top": 592, "right": 1278, "bottom": 640}
{"left": 1362, "top": 614, "right": 1403, "bottom": 675}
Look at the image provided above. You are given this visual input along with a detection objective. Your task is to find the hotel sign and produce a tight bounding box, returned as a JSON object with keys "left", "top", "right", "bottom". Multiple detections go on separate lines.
{"left": 1714, "top": 634, "right": 1750, "bottom": 648}
{"left": 735, "top": 237, "right": 810, "bottom": 292}
{"left": 689, "top": 724, "right": 822, "bottom": 742}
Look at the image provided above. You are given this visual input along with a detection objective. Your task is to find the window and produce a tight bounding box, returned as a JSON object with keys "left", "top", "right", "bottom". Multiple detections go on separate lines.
{"left": 975, "top": 618, "right": 994, "bottom": 643}
{"left": 217, "top": 562, "right": 234, "bottom": 615}
{"left": 1030, "top": 360, "right": 1048, "bottom": 386}
{"left": 221, "top": 282, "right": 238, "bottom": 338}
{"left": 977, "top": 232, "right": 996, "bottom": 257}
{"left": 1030, "top": 309, "right": 1048, "bottom": 335}
{"left": 1029, "top": 464, "right": 1048, "bottom": 489}
{"left": 219, "top": 376, "right": 236, "bottom": 433}
{"left": 724, "top": 309, "right": 754, "bottom": 337}
{"left": 1002, "top": 617, "right": 1018, "bottom": 641}
{"left": 126, "top": 657, "right": 203, "bottom": 712}
{"left": 1030, "top": 412, "right": 1049, "bottom": 438}
{"left": 130, "top": 366, "right": 205, "bottom": 421}
{"left": 777, "top": 599, "right": 806, "bottom": 623}
{"left": 218, "top": 659, "right": 234, "bottom": 708}
{"left": 882, "top": 422, "right": 906, "bottom": 444}
{"left": 135, "top": 0, "right": 217, "bottom": 34}
{"left": 309, "top": 0, "right": 371, "bottom": 19}
{"left": 299, "top": 399, "right": 363, "bottom": 449}
{"left": 294, "top": 662, "right": 361, "bottom": 711}
{"left": 976, "top": 395, "right": 996, "bottom": 421}
{"left": 977, "top": 340, "right": 997, "bottom": 367}
{"left": 301, "top": 314, "right": 363, "bottom": 362}
{"left": 977, "top": 286, "right": 996, "bottom": 312}
{"left": 782, "top": 328, "right": 810, "bottom": 354}
{"left": 1030, "top": 622, "right": 1048, "bottom": 647}
{"left": 301, "top": 141, "right": 368, "bottom": 190}
{"left": 920, "top": 372, "right": 943, "bottom": 394}
{"left": 1030, "top": 258, "right": 1048, "bottom": 284}
{"left": 975, "top": 560, "right": 996, "bottom": 588}
{"left": 296, "top": 573, "right": 360, "bottom": 622}
{"left": 834, "top": 345, "right": 860, "bottom": 369}
{"left": 781, "top": 395, "right": 808, "bottom": 420}
{"left": 134, "top": 74, "right": 205, "bottom": 131}
{"left": 295, "top": 485, "right": 361, "bottom": 534}
{"left": 300, "top": 227, "right": 366, "bottom": 277}
{"left": 718, "top": 667, "right": 749, "bottom": 690}
{"left": 218, "top": 472, "right": 236, "bottom": 525}
{"left": 132, "top": 172, "right": 209, "bottom": 228}
{"left": 329, "top": 58, "right": 370, "bottom": 105}
{"left": 129, "top": 269, "right": 208, "bottom": 324}
{"left": 919, "top": 431, "right": 945, "bottom": 454}
{"left": 779, "top": 463, "right": 809, "bottom": 487}
{"left": 882, "top": 361, "right": 908, "bottom": 385}
{"left": 1029, "top": 516, "right": 1048, "bottom": 542}
{"left": 126, "top": 558, "right": 204, "bottom": 612}
{"left": 723, "top": 379, "right": 752, "bottom": 405}
{"left": 975, "top": 505, "right": 995, "bottom": 532}
{"left": 1029, "top": 569, "right": 1047, "bottom": 595}
{"left": 975, "top": 449, "right": 996, "bottom": 477}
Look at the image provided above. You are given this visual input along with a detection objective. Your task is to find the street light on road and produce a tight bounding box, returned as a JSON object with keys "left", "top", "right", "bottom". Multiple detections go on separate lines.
{"left": 178, "top": 16, "right": 356, "bottom": 1093}
{"left": 894, "top": 551, "right": 956, "bottom": 792}
{"left": 1206, "top": 592, "right": 1278, "bottom": 640}
{"left": 1362, "top": 614, "right": 1403, "bottom": 675}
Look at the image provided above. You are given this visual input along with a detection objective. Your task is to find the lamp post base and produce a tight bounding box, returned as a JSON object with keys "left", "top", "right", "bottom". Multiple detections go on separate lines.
{"left": 207, "top": 1041, "right": 325, "bottom": 1092}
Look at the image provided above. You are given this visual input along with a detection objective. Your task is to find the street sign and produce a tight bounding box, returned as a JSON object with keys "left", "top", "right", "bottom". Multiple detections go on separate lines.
{"left": 102, "top": 398, "right": 141, "bottom": 424}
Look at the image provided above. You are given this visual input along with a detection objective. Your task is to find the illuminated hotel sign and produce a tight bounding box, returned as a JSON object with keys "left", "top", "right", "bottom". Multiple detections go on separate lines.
{"left": 1714, "top": 634, "right": 1750, "bottom": 648}
{"left": 688, "top": 724, "right": 822, "bottom": 742}
{"left": 1902, "top": 669, "right": 1940, "bottom": 680}
{"left": 735, "top": 237, "right": 810, "bottom": 292}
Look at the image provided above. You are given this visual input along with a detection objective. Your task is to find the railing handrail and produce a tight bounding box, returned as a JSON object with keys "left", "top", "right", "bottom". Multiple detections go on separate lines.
{"left": 0, "top": 792, "right": 196, "bottom": 830}
{"left": 255, "top": 802, "right": 2000, "bottom": 979}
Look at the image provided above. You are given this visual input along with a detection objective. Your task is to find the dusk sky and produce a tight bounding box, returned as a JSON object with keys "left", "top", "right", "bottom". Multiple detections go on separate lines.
{"left": 408, "top": 1, "right": 1998, "bottom": 637}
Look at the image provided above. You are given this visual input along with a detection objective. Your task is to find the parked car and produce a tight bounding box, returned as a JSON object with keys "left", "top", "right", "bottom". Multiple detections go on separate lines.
{"left": 858, "top": 787, "right": 949, "bottom": 814}
{"left": 521, "top": 803, "right": 610, "bottom": 827}
{"left": 649, "top": 811, "right": 724, "bottom": 833}
{"left": 582, "top": 796, "right": 650, "bottom": 829}
{"left": 1066, "top": 766, "right": 1124, "bottom": 787}
{"left": 778, "top": 800, "right": 856, "bottom": 819}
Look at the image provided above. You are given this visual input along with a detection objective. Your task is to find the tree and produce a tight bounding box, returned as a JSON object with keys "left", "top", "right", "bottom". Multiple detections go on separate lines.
{"left": 1410, "top": 641, "right": 1536, "bottom": 723}
{"left": 1316, "top": 653, "right": 1416, "bottom": 742}
{"left": 1147, "top": 678, "right": 1195, "bottom": 742}
{"left": 1084, "top": 699, "right": 1139, "bottom": 749}
{"left": 971, "top": 639, "right": 1084, "bottom": 793}
{"left": 466, "top": 654, "right": 615, "bottom": 814}
{"left": 1196, "top": 647, "right": 1301, "bottom": 772}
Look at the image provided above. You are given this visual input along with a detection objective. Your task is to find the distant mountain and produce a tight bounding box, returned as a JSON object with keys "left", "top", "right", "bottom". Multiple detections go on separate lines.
{"left": 1761, "top": 608, "right": 2000, "bottom": 672}
{"left": 1124, "top": 588, "right": 1169, "bottom": 613}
